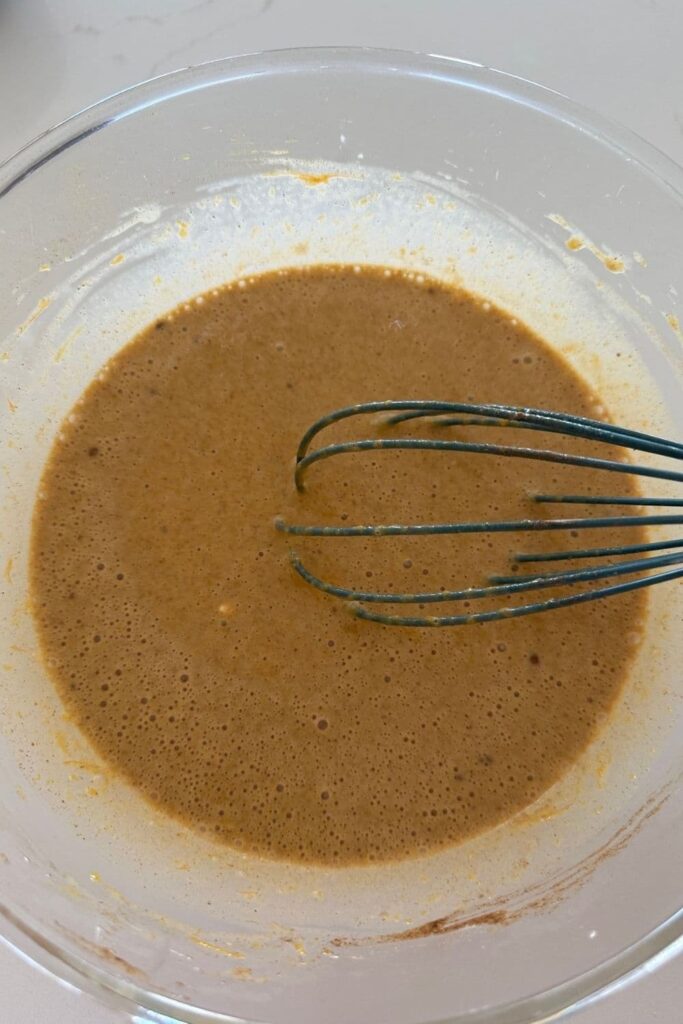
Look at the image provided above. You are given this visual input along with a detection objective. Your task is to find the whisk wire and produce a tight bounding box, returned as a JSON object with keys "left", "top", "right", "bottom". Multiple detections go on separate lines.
{"left": 296, "top": 400, "right": 683, "bottom": 463}
{"left": 533, "top": 494, "right": 683, "bottom": 506}
{"left": 290, "top": 548, "right": 683, "bottom": 605}
{"left": 278, "top": 401, "right": 683, "bottom": 626}
{"left": 294, "top": 436, "right": 683, "bottom": 492}
{"left": 352, "top": 566, "right": 683, "bottom": 628}
{"left": 276, "top": 513, "right": 683, "bottom": 538}
{"left": 515, "top": 536, "right": 683, "bottom": 563}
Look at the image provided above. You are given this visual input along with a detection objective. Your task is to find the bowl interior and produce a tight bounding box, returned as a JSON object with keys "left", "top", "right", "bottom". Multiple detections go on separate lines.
{"left": 0, "top": 49, "right": 682, "bottom": 1024}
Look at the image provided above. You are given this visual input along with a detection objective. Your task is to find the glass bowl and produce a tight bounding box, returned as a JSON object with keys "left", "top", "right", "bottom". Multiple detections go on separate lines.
{"left": 0, "top": 47, "right": 682, "bottom": 1024}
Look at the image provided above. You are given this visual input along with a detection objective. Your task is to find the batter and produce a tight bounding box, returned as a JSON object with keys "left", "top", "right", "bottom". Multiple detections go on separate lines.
{"left": 30, "top": 266, "right": 645, "bottom": 864}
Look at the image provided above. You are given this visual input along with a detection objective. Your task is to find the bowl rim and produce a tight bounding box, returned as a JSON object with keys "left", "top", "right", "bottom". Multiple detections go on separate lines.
{"left": 1, "top": 44, "right": 682, "bottom": 1024}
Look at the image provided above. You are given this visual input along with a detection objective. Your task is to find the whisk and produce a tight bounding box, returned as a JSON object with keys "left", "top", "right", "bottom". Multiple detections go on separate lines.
{"left": 274, "top": 401, "right": 683, "bottom": 626}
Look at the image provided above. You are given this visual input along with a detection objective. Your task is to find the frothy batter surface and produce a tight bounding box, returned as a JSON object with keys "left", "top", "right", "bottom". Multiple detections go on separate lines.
{"left": 31, "top": 266, "right": 645, "bottom": 864}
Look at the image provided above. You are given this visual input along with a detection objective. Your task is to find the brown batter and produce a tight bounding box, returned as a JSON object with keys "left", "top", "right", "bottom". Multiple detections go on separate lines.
{"left": 30, "top": 265, "right": 645, "bottom": 865}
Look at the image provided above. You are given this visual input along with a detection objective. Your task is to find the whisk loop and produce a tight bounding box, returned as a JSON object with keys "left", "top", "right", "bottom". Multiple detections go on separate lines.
{"left": 276, "top": 401, "right": 683, "bottom": 626}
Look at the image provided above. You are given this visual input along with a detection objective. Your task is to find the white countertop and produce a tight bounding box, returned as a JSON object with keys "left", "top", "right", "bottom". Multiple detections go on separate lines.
{"left": 1, "top": 0, "right": 681, "bottom": 1020}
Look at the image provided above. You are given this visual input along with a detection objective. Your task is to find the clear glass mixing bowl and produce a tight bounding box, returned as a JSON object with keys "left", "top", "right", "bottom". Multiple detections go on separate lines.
{"left": 0, "top": 47, "right": 682, "bottom": 1024}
